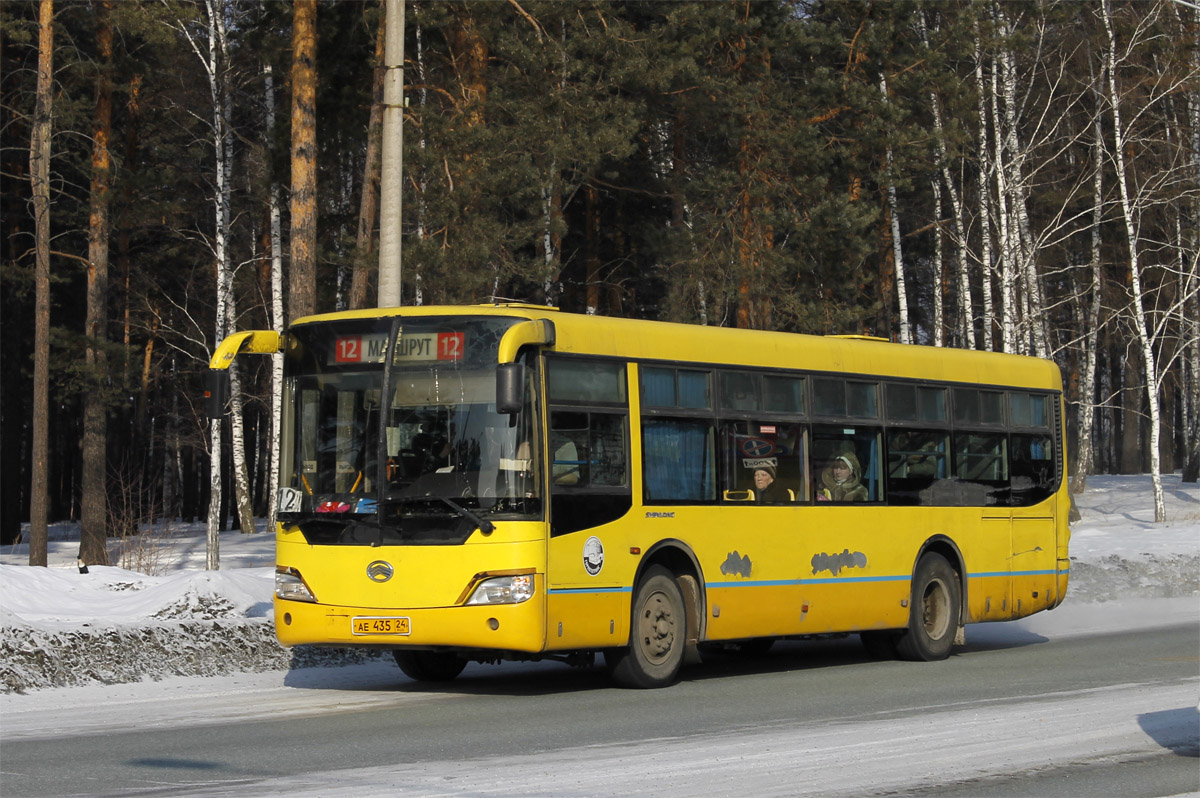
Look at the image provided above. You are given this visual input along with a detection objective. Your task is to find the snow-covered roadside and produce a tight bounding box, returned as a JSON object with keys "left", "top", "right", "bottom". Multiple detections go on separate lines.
{"left": 1, "top": 474, "right": 1196, "bottom": 694}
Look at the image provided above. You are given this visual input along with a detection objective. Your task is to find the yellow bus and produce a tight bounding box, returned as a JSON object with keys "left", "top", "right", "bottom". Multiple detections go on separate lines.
{"left": 209, "top": 304, "right": 1069, "bottom": 688}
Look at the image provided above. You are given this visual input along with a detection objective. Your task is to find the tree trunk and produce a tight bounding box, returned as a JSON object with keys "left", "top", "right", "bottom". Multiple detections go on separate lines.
{"left": 412, "top": 19, "right": 428, "bottom": 306}
{"left": 1183, "top": 7, "right": 1200, "bottom": 483}
{"left": 348, "top": 3, "right": 386, "bottom": 311}
{"left": 265, "top": 63, "right": 286, "bottom": 532}
{"left": 1072, "top": 73, "right": 1106, "bottom": 495}
{"left": 995, "top": 8, "right": 1045, "bottom": 358}
{"left": 290, "top": 0, "right": 318, "bottom": 320}
{"left": 211, "top": 28, "right": 254, "bottom": 539}
{"left": 80, "top": 0, "right": 115, "bottom": 567}
{"left": 991, "top": 52, "right": 1016, "bottom": 354}
{"left": 930, "top": 175, "right": 944, "bottom": 347}
{"left": 28, "top": 0, "right": 53, "bottom": 568}
{"left": 973, "top": 28, "right": 994, "bottom": 352}
{"left": 879, "top": 75, "right": 910, "bottom": 344}
{"left": 1103, "top": 0, "right": 1166, "bottom": 520}
{"left": 930, "top": 92, "right": 973, "bottom": 351}
{"left": 585, "top": 185, "right": 600, "bottom": 315}
{"left": 202, "top": 0, "right": 233, "bottom": 567}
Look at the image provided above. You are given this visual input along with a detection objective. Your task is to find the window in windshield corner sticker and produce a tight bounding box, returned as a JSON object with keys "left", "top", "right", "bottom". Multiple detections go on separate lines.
{"left": 583, "top": 536, "right": 604, "bottom": 576}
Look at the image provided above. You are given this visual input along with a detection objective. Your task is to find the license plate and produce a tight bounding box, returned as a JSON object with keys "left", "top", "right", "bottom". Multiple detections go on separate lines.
{"left": 351, "top": 616, "right": 411, "bottom": 636}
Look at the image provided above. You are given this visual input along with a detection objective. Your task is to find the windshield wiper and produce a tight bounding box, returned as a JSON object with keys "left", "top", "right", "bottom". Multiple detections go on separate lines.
{"left": 440, "top": 497, "right": 494, "bottom": 535}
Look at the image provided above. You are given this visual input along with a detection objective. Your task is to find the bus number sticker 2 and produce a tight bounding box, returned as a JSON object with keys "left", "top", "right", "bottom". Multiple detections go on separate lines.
{"left": 583, "top": 536, "right": 604, "bottom": 576}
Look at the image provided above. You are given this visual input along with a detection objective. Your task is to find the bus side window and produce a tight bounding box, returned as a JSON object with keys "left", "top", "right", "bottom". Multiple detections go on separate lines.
{"left": 1009, "top": 433, "right": 1055, "bottom": 505}
{"left": 954, "top": 433, "right": 1009, "bottom": 506}
{"left": 550, "top": 411, "right": 587, "bottom": 485}
{"left": 811, "top": 427, "right": 882, "bottom": 502}
{"left": 643, "top": 418, "right": 715, "bottom": 503}
{"left": 720, "top": 421, "right": 806, "bottom": 503}
{"left": 886, "top": 429, "right": 950, "bottom": 506}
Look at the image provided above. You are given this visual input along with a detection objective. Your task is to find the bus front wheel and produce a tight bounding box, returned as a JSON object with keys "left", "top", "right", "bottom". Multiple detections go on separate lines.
{"left": 607, "top": 565, "right": 686, "bottom": 689}
{"left": 896, "top": 553, "right": 960, "bottom": 662}
{"left": 393, "top": 650, "right": 467, "bottom": 682}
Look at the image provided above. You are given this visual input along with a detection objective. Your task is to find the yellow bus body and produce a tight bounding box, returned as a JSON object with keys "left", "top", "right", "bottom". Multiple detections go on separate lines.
{"left": 215, "top": 304, "right": 1069, "bottom": 674}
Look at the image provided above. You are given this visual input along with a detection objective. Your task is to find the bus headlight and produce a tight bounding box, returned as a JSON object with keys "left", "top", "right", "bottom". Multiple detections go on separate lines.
{"left": 465, "top": 574, "right": 535, "bottom": 605}
{"left": 275, "top": 568, "right": 317, "bottom": 602}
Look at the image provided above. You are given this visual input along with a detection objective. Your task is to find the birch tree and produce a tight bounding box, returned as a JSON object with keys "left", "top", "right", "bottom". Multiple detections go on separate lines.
{"left": 973, "top": 27, "right": 995, "bottom": 352}
{"left": 995, "top": 6, "right": 1045, "bottom": 356}
{"left": 264, "top": 62, "right": 286, "bottom": 532}
{"left": 879, "top": 73, "right": 910, "bottom": 344}
{"left": 1100, "top": 0, "right": 1199, "bottom": 521}
{"left": 174, "top": 0, "right": 241, "bottom": 564}
{"left": 1070, "top": 57, "right": 1108, "bottom": 494}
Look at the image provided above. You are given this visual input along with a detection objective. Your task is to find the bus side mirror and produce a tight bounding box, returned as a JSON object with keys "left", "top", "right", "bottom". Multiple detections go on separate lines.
{"left": 205, "top": 369, "right": 230, "bottom": 418}
{"left": 495, "top": 363, "right": 525, "bottom": 415}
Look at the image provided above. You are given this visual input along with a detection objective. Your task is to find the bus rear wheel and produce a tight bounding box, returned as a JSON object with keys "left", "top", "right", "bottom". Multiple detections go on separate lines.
{"left": 393, "top": 650, "right": 467, "bottom": 682}
{"left": 896, "top": 553, "right": 960, "bottom": 662}
{"left": 607, "top": 566, "right": 686, "bottom": 689}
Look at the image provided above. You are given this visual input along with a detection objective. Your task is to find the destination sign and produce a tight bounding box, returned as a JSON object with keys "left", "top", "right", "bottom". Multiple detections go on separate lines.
{"left": 333, "top": 332, "right": 464, "bottom": 364}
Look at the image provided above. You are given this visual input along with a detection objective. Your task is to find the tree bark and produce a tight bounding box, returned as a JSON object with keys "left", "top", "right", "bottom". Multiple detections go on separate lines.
{"left": 28, "top": 0, "right": 53, "bottom": 567}
{"left": 80, "top": 0, "right": 115, "bottom": 567}
{"left": 265, "top": 63, "right": 286, "bottom": 532}
{"left": 201, "top": 0, "right": 234, "bottom": 566}
{"left": 1103, "top": 0, "right": 1166, "bottom": 521}
{"left": 290, "top": 0, "right": 318, "bottom": 320}
{"left": 973, "top": 28, "right": 995, "bottom": 352}
{"left": 879, "top": 74, "right": 910, "bottom": 344}
{"left": 1072, "top": 59, "right": 1107, "bottom": 495}
{"left": 348, "top": 2, "right": 386, "bottom": 311}
{"left": 991, "top": 49, "right": 1016, "bottom": 354}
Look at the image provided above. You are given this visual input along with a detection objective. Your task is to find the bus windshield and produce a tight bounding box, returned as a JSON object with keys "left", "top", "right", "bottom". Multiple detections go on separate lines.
{"left": 278, "top": 315, "right": 541, "bottom": 544}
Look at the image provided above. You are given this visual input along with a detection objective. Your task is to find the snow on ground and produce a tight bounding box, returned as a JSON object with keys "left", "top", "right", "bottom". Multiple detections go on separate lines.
{"left": 1, "top": 474, "right": 1196, "bottom": 696}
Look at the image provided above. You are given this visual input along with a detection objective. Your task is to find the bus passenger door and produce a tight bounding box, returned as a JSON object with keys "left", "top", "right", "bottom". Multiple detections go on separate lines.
{"left": 543, "top": 358, "right": 634, "bottom": 652}
{"left": 1009, "top": 433, "right": 1059, "bottom": 613}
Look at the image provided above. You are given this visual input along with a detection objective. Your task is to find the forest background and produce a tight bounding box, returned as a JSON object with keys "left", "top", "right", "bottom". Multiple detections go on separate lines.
{"left": 2, "top": 0, "right": 1197, "bottom": 566}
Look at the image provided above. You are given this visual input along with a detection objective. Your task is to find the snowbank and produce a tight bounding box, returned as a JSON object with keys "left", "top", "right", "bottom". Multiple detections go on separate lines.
{"left": 1, "top": 474, "right": 1196, "bottom": 693}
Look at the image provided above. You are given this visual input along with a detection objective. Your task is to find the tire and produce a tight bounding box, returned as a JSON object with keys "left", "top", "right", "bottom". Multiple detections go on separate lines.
{"left": 895, "top": 552, "right": 961, "bottom": 662}
{"left": 607, "top": 565, "right": 686, "bottom": 688}
{"left": 393, "top": 650, "right": 467, "bottom": 682}
{"left": 859, "top": 630, "right": 901, "bottom": 660}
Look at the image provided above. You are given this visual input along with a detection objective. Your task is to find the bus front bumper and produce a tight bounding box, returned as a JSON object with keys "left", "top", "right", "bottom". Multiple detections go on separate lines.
{"left": 273, "top": 595, "right": 547, "bottom": 653}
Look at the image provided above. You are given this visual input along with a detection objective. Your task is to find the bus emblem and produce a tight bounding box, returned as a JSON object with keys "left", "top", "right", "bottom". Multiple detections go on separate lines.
{"left": 583, "top": 536, "right": 604, "bottom": 576}
{"left": 366, "top": 561, "right": 394, "bottom": 583}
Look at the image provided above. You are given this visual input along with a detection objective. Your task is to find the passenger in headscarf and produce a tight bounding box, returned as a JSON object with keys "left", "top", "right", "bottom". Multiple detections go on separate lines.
{"left": 752, "top": 465, "right": 791, "bottom": 503}
{"left": 818, "top": 452, "right": 869, "bottom": 502}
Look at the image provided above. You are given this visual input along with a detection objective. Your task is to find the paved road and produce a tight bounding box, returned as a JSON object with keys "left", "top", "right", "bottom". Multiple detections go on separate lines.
{"left": 2, "top": 622, "right": 1197, "bottom": 797}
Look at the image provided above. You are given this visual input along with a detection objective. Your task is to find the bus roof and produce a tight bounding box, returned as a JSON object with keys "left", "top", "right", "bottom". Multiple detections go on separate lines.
{"left": 289, "top": 303, "right": 1062, "bottom": 392}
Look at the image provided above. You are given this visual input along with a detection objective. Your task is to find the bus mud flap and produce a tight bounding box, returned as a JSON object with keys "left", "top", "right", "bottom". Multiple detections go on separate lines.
{"left": 677, "top": 573, "right": 702, "bottom": 665}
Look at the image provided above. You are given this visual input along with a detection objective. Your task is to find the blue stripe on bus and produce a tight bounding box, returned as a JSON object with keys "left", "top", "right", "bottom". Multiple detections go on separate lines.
{"left": 969, "top": 569, "right": 1061, "bottom": 578}
{"left": 549, "top": 568, "right": 1067, "bottom": 596}
{"left": 708, "top": 575, "right": 910, "bottom": 588}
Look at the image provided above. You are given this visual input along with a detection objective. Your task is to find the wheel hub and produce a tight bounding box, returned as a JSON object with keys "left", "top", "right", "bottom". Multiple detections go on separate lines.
{"left": 640, "top": 591, "right": 676, "bottom": 660}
